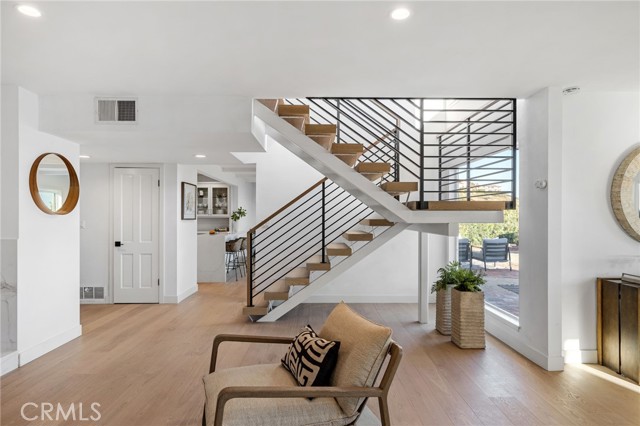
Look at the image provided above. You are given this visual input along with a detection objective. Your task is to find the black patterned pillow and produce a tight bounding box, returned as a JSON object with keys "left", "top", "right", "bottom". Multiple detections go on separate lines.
{"left": 281, "top": 325, "right": 340, "bottom": 387}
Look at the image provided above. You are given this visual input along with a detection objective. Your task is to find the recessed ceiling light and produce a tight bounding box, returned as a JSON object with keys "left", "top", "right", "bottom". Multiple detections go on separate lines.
{"left": 194, "top": 154, "right": 207, "bottom": 158}
{"left": 391, "top": 8, "right": 410, "bottom": 21}
{"left": 79, "top": 155, "right": 91, "bottom": 159}
{"left": 16, "top": 5, "right": 42, "bottom": 18}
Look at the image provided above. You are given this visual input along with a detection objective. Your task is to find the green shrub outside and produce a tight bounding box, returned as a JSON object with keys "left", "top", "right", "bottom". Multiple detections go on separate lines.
{"left": 459, "top": 201, "right": 519, "bottom": 246}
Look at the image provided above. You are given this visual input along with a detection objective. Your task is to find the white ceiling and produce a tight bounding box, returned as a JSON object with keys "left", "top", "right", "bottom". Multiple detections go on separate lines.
{"left": 2, "top": 1, "right": 639, "bottom": 164}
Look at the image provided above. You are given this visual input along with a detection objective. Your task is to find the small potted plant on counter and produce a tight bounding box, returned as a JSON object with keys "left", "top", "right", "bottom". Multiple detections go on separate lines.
{"left": 449, "top": 262, "right": 486, "bottom": 349}
{"left": 230, "top": 207, "right": 247, "bottom": 233}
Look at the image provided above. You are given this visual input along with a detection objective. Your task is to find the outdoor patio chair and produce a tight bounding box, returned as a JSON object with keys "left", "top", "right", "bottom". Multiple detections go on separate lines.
{"left": 202, "top": 302, "right": 402, "bottom": 426}
{"left": 458, "top": 238, "right": 471, "bottom": 268}
{"left": 472, "top": 238, "right": 512, "bottom": 271}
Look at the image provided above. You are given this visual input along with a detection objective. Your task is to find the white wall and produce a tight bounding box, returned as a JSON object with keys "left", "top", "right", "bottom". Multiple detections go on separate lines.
{"left": 79, "top": 163, "right": 110, "bottom": 292}
{"left": 79, "top": 162, "right": 198, "bottom": 303}
{"left": 561, "top": 91, "right": 640, "bottom": 362}
{"left": 1, "top": 87, "right": 82, "bottom": 367}
{"left": 487, "top": 89, "right": 565, "bottom": 371}
{"left": 175, "top": 165, "right": 198, "bottom": 300}
{"left": 255, "top": 139, "right": 323, "bottom": 222}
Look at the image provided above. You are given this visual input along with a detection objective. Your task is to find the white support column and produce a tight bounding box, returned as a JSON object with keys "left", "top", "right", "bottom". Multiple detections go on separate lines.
{"left": 418, "top": 227, "right": 459, "bottom": 324}
{"left": 418, "top": 232, "right": 429, "bottom": 324}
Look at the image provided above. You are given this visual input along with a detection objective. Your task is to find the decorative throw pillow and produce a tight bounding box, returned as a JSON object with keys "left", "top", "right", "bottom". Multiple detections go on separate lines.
{"left": 281, "top": 325, "right": 340, "bottom": 387}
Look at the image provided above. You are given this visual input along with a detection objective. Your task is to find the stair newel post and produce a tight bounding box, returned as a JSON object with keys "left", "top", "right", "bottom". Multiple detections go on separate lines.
{"left": 419, "top": 98, "right": 425, "bottom": 209}
{"left": 246, "top": 231, "right": 254, "bottom": 307}
{"left": 466, "top": 117, "right": 472, "bottom": 202}
{"left": 394, "top": 121, "right": 400, "bottom": 182}
{"left": 321, "top": 181, "right": 327, "bottom": 264}
{"left": 336, "top": 99, "right": 341, "bottom": 144}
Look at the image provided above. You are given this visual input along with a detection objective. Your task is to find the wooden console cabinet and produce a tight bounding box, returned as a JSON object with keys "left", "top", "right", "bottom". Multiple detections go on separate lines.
{"left": 597, "top": 277, "right": 640, "bottom": 383}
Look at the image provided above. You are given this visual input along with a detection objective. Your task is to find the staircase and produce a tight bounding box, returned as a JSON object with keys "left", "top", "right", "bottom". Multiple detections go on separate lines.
{"left": 244, "top": 97, "right": 517, "bottom": 321}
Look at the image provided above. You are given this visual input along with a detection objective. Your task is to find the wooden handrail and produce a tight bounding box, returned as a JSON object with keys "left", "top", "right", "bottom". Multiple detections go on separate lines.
{"left": 248, "top": 178, "right": 328, "bottom": 234}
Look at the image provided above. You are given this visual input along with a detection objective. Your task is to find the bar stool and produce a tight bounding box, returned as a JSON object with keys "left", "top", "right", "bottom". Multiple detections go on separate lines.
{"left": 225, "top": 239, "right": 244, "bottom": 281}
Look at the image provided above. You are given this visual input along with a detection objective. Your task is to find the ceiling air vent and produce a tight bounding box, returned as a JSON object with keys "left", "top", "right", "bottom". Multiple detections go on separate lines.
{"left": 96, "top": 98, "right": 137, "bottom": 123}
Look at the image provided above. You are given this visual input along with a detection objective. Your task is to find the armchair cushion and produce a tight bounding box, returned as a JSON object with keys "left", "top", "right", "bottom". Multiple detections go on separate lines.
{"left": 281, "top": 325, "right": 340, "bottom": 387}
{"left": 319, "top": 302, "right": 392, "bottom": 416}
{"left": 203, "top": 363, "right": 357, "bottom": 426}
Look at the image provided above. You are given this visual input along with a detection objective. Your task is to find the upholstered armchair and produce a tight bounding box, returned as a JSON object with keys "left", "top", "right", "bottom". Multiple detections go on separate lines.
{"left": 202, "top": 303, "right": 403, "bottom": 426}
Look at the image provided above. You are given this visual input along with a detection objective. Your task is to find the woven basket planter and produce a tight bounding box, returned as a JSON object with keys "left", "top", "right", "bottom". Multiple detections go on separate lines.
{"left": 451, "top": 289, "right": 485, "bottom": 349}
{"left": 436, "top": 287, "right": 452, "bottom": 335}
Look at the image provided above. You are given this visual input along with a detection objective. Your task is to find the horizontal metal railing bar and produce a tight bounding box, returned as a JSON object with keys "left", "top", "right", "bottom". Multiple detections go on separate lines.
{"left": 252, "top": 185, "right": 344, "bottom": 253}
{"left": 436, "top": 168, "right": 512, "bottom": 183}
{"left": 252, "top": 232, "right": 322, "bottom": 282}
{"left": 438, "top": 144, "right": 513, "bottom": 167}
{"left": 424, "top": 154, "right": 513, "bottom": 159}
{"left": 252, "top": 184, "right": 352, "bottom": 270}
{"left": 439, "top": 112, "right": 513, "bottom": 145}
{"left": 253, "top": 193, "right": 322, "bottom": 248}
{"left": 425, "top": 120, "right": 513, "bottom": 124}
{"left": 426, "top": 132, "right": 513, "bottom": 135}
{"left": 440, "top": 121, "right": 513, "bottom": 148}
{"left": 310, "top": 97, "right": 516, "bottom": 101}
{"left": 422, "top": 109, "right": 514, "bottom": 112}
{"left": 331, "top": 103, "right": 422, "bottom": 151}
{"left": 342, "top": 99, "right": 399, "bottom": 134}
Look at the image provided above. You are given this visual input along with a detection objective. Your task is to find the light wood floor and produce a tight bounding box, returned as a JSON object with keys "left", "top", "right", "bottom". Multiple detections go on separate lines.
{"left": 2, "top": 282, "right": 639, "bottom": 426}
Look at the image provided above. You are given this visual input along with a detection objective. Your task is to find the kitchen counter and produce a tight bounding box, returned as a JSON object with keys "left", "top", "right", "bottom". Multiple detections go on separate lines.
{"left": 197, "top": 233, "right": 227, "bottom": 283}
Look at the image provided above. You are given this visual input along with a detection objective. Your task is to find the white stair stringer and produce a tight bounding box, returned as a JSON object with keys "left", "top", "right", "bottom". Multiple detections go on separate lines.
{"left": 252, "top": 99, "right": 504, "bottom": 225}
{"left": 258, "top": 223, "right": 411, "bottom": 322}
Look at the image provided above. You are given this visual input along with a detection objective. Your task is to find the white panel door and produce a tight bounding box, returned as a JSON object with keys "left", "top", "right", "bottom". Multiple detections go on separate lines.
{"left": 113, "top": 168, "right": 160, "bottom": 303}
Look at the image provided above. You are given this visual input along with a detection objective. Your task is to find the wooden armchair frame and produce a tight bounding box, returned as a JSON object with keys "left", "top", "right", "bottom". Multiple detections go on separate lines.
{"left": 204, "top": 333, "right": 403, "bottom": 426}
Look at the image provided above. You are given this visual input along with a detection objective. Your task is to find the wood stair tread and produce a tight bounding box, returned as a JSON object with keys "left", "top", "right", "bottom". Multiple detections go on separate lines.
{"left": 306, "top": 255, "right": 331, "bottom": 271}
{"left": 355, "top": 162, "right": 391, "bottom": 173}
{"left": 305, "top": 124, "right": 337, "bottom": 135}
{"left": 264, "top": 280, "right": 289, "bottom": 301}
{"left": 282, "top": 116, "right": 306, "bottom": 131}
{"left": 426, "top": 201, "right": 508, "bottom": 211}
{"left": 343, "top": 230, "right": 374, "bottom": 241}
{"left": 380, "top": 181, "right": 418, "bottom": 195}
{"left": 331, "top": 143, "right": 365, "bottom": 154}
{"left": 243, "top": 303, "right": 269, "bottom": 316}
{"left": 277, "top": 104, "right": 310, "bottom": 117}
{"left": 257, "top": 99, "right": 278, "bottom": 112}
{"left": 326, "top": 242, "right": 352, "bottom": 256}
{"left": 308, "top": 135, "right": 335, "bottom": 151}
{"left": 284, "top": 267, "right": 310, "bottom": 285}
{"left": 360, "top": 218, "right": 394, "bottom": 227}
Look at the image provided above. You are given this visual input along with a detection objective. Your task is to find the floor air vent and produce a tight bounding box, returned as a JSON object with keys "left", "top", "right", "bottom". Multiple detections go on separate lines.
{"left": 96, "top": 98, "right": 137, "bottom": 123}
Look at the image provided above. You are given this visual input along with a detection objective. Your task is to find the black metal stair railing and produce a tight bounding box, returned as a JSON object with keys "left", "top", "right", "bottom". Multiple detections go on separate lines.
{"left": 246, "top": 178, "right": 373, "bottom": 308}
{"left": 285, "top": 98, "right": 517, "bottom": 209}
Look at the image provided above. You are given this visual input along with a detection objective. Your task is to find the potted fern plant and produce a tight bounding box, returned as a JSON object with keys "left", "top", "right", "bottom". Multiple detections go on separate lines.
{"left": 431, "top": 261, "right": 460, "bottom": 335}
{"left": 450, "top": 264, "right": 486, "bottom": 349}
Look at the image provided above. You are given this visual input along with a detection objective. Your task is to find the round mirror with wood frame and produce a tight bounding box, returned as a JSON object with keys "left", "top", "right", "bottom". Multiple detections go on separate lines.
{"left": 29, "top": 153, "right": 80, "bottom": 215}
{"left": 611, "top": 146, "right": 640, "bottom": 242}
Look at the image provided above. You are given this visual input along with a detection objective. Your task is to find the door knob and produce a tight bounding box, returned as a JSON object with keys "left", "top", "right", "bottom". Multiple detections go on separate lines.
{"left": 115, "top": 241, "right": 123, "bottom": 247}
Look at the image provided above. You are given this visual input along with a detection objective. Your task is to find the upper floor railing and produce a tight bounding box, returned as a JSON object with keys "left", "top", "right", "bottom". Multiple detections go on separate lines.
{"left": 285, "top": 98, "right": 517, "bottom": 209}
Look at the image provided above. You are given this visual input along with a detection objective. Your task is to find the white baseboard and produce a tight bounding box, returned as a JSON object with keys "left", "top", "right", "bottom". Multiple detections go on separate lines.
{"left": 165, "top": 285, "right": 198, "bottom": 304}
{"left": 19, "top": 324, "right": 82, "bottom": 366}
{"left": 305, "top": 295, "right": 418, "bottom": 303}
{"left": 564, "top": 349, "right": 598, "bottom": 364}
{"left": 485, "top": 308, "right": 564, "bottom": 371}
{"left": 1, "top": 351, "right": 19, "bottom": 376}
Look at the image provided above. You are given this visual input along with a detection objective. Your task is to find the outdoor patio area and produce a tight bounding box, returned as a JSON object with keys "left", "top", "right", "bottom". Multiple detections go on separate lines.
{"left": 464, "top": 246, "right": 520, "bottom": 317}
